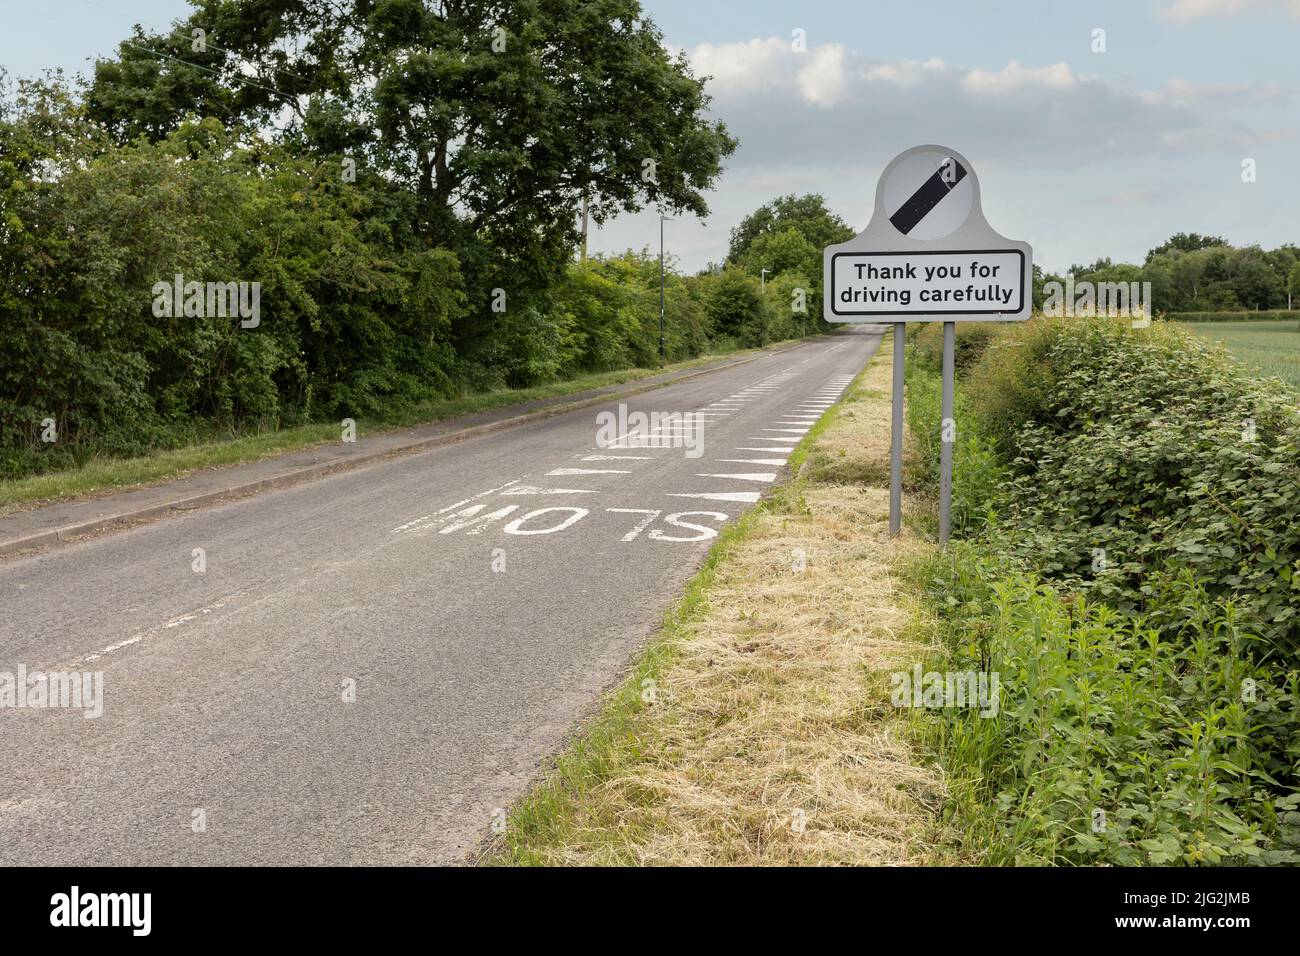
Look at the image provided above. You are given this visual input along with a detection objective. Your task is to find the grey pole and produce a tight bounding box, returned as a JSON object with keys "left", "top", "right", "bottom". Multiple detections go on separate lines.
{"left": 659, "top": 215, "right": 666, "bottom": 366}
{"left": 938, "top": 320, "right": 955, "bottom": 545}
{"left": 889, "top": 321, "right": 905, "bottom": 535}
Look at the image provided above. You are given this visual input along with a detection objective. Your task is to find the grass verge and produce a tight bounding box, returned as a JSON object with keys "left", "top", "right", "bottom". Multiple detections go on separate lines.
{"left": 482, "top": 338, "right": 945, "bottom": 866}
{"left": 0, "top": 344, "right": 787, "bottom": 517}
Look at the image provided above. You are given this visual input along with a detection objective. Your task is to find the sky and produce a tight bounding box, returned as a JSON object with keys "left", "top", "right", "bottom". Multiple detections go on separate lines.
{"left": 4, "top": 0, "right": 1299, "bottom": 274}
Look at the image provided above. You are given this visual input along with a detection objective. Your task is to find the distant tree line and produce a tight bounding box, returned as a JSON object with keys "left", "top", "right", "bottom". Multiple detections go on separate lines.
{"left": 1034, "top": 232, "right": 1300, "bottom": 313}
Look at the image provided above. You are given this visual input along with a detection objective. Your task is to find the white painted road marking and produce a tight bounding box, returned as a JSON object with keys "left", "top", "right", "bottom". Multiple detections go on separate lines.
{"left": 501, "top": 486, "right": 599, "bottom": 496}
{"left": 392, "top": 479, "right": 524, "bottom": 533}
{"left": 547, "top": 467, "right": 630, "bottom": 476}
{"left": 668, "top": 491, "right": 761, "bottom": 503}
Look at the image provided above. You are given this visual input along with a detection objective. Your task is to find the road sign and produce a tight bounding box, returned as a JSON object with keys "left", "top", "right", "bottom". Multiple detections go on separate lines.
{"left": 823, "top": 146, "right": 1032, "bottom": 323}
{"left": 822, "top": 145, "right": 1033, "bottom": 545}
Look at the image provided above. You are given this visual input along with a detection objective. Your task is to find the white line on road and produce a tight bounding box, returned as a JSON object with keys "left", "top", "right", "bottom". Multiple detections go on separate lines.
{"left": 668, "top": 491, "right": 761, "bottom": 503}
{"left": 501, "top": 486, "right": 600, "bottom": 496}
{"left": 547, "top": 468, "right": 631, "bottom": 476}
{"left": 392, "top": 478, "right": 524, "bottom": 532}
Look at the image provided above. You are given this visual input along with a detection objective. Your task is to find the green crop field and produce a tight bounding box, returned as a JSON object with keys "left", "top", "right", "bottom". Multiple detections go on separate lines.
{"left": 1180, "top": 319, "right": 1300, "bottom": 389}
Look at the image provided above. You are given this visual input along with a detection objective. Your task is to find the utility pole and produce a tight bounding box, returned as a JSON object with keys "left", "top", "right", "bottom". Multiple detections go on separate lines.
{"left": 659, "top": 214, "right": 666, "bottom": 366}
{"left": 580, "top": 190, "right": 589, "bottom": 262}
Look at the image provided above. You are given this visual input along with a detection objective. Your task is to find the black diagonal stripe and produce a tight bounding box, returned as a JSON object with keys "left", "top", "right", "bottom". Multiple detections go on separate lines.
{"left": 888, "top": 158, "right": 968, "bottom": 235}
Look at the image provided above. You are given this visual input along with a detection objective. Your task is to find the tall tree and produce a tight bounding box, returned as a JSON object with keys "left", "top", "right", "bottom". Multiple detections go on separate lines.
{"left": 1145, "top": 232, "right": 1228, "bottom": 263}
{"left": 88, "top": 0, "right": 737, "bottom": 265}
{"left": 728, "top": 193, "right": 853, "bottom": 265}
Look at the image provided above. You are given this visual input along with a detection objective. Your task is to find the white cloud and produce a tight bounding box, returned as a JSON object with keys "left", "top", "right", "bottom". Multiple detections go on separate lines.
{"left": 796, "top": 44, "right": 849, "bottom": 107}
{"left": 863, "top": 58, "right": 946, "bottom": 87}
{"left": 1160, "top": 0, "right": 1300, "bottom": 19}
{"left": 961, "top": 61, "right": 1077, "bottom": 96}
{"left": 689, "top": 38, "right": 789, "bottom": 95}
{"left": 588, "top": 36, "right": 1296, "bottom": 277}
{"left": 687, "top": 38, "right": 1275, "bottom": 171}
{"left": 1139, "top": 78, "right": 1287, "bottom": 107}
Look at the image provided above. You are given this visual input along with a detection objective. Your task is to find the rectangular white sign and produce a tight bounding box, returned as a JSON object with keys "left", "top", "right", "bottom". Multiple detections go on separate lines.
{"left": 828, "top": 249, "right": 1027, "bottom": 320}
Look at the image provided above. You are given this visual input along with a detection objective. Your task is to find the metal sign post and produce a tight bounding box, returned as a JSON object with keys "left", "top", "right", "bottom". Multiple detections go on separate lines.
{"left": 822, "top": 145, "right": 1032, "bottom": 545}
{"left": 889, "top": 322, "right": 904, "bottom": 536}
{"left": 938, "top": 320, "right": 955, "bottom": 543}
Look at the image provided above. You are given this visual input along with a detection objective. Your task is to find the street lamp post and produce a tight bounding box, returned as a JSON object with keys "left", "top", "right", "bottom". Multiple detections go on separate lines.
{"left": 659, "top": 215, "right": 666, "bottom": 365}
{"left": 760, "top": 267, "right": 770, "bottom": 292}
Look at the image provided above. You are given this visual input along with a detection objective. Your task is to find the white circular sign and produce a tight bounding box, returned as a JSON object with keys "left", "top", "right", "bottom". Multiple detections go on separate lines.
{"left": 882, "top": 149, "right": 974, "bottom": 240}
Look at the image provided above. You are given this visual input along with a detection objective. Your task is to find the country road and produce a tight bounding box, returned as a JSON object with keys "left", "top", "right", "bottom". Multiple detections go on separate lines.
{"left": 0, "top": 329, "right": 882, "bottom": 865}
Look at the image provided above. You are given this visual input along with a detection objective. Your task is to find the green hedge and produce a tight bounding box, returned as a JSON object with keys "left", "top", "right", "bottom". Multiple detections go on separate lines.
{"left": 0, "top": 107, "right": 781, "bottom": 480}
{"left": 969, "top": 319, "right": 1300, "bottom": 644}
{"left": 907, "top": 317, "right": 1300, "bottom": 865}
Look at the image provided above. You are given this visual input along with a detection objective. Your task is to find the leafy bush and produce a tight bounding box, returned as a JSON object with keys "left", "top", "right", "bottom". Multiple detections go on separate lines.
{"left": 703, "top": 265, "right": 773, "bottom": 348}
{"left": 969, "top": 319, "right": 1300, "bottom": 654}
{"left": 0, "top": 99, "right": 470, "bottom": 474}
{"left": 905, "top": 316, "right": 1300, "bottom": 865}
{"left": 919, "top": 546, "right": 1300, "bottom": 865}
{"left": 0, "top": 78, "right": 775, "bottom": 480}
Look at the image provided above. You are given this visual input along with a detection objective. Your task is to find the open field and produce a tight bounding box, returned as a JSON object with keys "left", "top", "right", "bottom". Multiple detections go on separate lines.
{"left": 1180, "top": 319, "right": 1300, "bottom": 388}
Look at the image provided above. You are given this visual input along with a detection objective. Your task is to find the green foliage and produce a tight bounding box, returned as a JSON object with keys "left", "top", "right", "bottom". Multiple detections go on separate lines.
{"left": 911, "top": 322, "right": 999, "bottom": 374}
{"left": 4, "top": 0, "right": 833, "bottom": 482}
{"left": 0, "top": 0, "right": 771, "bottom": 482}
{"left": 919, "top": 547, "right": 1300, "bottom": 866}
{"left": 727, "top": 193, "right": 852, "bottom": 330}
{"left": 966, "top": 319, "right": 1300, "bottom": 652}
{"left": 704, "top": 265, "right": 772, "bottom": 348}
{"left": 87, "top": 0, "right": 738, "bottom": 318}
{"left": 0, "top": 86, "right": 465, "bottom": 476}
{"left": 728, "top": 193, "right": 854, "bottom": 263}
{"left": 904, "top": 364, "right": 1003, "bottom": 536}
{"left": 905, "top": 316, "right": 1300, "bottom": 866}
{"left": 1041, "top": 237, "right": 1300, "bottom": 315}
{"left": 1145, "top": 232, "right": 1230, "bottom": 261}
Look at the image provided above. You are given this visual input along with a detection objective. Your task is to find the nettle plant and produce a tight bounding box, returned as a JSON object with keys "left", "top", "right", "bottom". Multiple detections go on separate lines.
{"left": 924, "top": 548, "right": 1300, "bottom": 865}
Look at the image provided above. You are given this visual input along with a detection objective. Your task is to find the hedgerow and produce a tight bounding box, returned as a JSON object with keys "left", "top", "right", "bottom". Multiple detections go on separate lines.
{"left": 907, "top": 317, "right": 1300, "bottom": 865}
{"left": 0, "top": 82, "right": 780, "bottom": 480}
